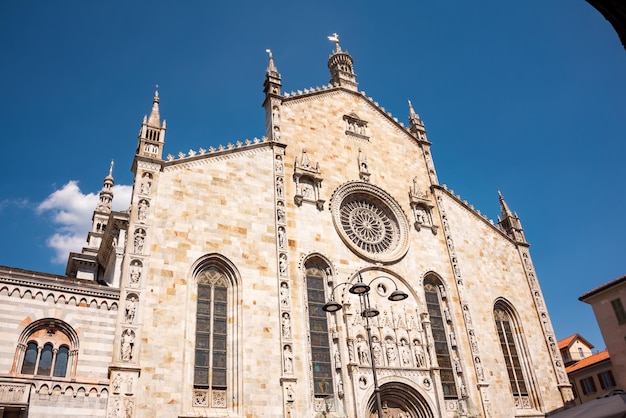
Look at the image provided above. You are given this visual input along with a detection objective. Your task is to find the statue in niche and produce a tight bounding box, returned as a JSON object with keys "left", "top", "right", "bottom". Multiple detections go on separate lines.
{"left": 124, "top": 398, "right": 134, "bottom": 418}
{"left": 356, "top": 336, "right": 369, "bottom": 365}
{"left": 129, "top": 261, "right": 142, "bottom": 287}
{"left": 444, "top": 306, "right": 452, "bottom": 323}
{"left": 140, "top": 173, "right": 152, "bottom": 195}
{"left": 276, "top": 176, "right": 284, "bottom": 198}
{"left": 137, "top": 200, "right": 148, "bottom": 222}
{"left": 120, "top": 329, "right": 135, "bottom": 361}
{"left": 125, "top": 375, "right": 133, "bottom": 393}
{"left": 112, "top": 373, "right": 122, "bottom": 393}
{"left": 468, "top": 329, "right": 479, "bottom": 353}
{"left": 272, "top": 106, "right": 280, "bottom": 125}
{"left": 400, "top": 339, "right": 412, "bottom": 367}
{"left": 475, "top": 356, "right": 485, "bottom": 381}
{"left": 337, "top": 378, "right": 344, "bottom": 398}
{"left": 283, "top": 345, "right": 293, "bottom": 373}
{"left": 413, "top": 339, "right": 426, "bottom": 368}
{"left": 462, "top": 304, "right": 472, "bottom": 324}
{"left": 276, "top": 201, "right": 286, "bottom": 223}
{"left": 385, "top": 338, "right": 397, "bottom": 366}
{"left": 280, "top": 282, "right": 289, "bottom": 307}
{"left": 111, "top": 398, "right": 122, "bottom": 418}
{"left": 454, "top": 354, "right": 462, "bottom": 374}
{"left": 273, "top": 126, "right": 281, "bottom": 141}
{"left": 133, "top": 229, "right": 145, "bottom": 254}
{"left": 449, "top": 331, "right": 457, "bottom": 348}
{"left": 279, "top": 253, "right": 287, "bottom": 276}
{"left": 371, "top": 336, "right": 383, "bottom": 366}
{"left": 281, "top": 312, "right": 291, "bottom": 339}
{"left": 285, "top": 384, "right": 294, "bottom": 402}
{"left": 125, "top": 296, "right": 137, "bottom": 324}
{"left": 334, "top": 347, "right": 341, "bottom": 368}
{"left": 278, "top": 226, "right": 286, "bottom": 248}
{"left": 275, "top": 154, "right": 283, "bottom": 173}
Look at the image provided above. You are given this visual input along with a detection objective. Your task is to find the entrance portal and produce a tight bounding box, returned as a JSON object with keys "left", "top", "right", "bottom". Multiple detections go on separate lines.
{"left": 366, "top": 382, "right": 434, "bottom": 418}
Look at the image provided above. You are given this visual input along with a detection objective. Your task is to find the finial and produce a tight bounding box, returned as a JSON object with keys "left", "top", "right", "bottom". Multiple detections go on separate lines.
{"left": 408, "top": 99, "right": 416, "bottom": 115}
{"left": 328, "top": 33, "right": 341, "bottom": 52}
{"left": 153, "top": 85, "right": 159, "bottom": 103}
{"left": 109, "top": 160, "right": 114, "bottom": 176}
{"left": 266, "top": 49, "right": 273, "bottom": 59}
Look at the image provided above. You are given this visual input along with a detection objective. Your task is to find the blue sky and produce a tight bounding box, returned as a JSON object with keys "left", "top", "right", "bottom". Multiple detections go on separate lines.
{"left": 1, "top": 1, "right": 624, "bottom": 351}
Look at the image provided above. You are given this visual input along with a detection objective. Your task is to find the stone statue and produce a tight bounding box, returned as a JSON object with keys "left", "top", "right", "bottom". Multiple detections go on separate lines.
{"left": 280, "top": 282, "right": 289, "bottom": 307}
{"left": 112, "top": 373, "right": 122, "bottom": 393}
{"left": 283, "top": 345, "right": 293, "bottom": 373}
{"left": 385, "top": 338, "right": 397, "bottom": 366}
{"left": 413, "top": 339, "right": 426, "bottom": 368}
{"left": 125, "top": 296, "right": 137, "bottom": 324}
{"left": 356, "top": 336, "right": 369, "bottom": 365}
{"left": 138, "top": 200, "right": 148, "bottom": 222}
{"left": 120, "top": 329, "right": 135, "bottom": 361}
{"left": 281, "top": 312, "right": 291, "bottom": 339}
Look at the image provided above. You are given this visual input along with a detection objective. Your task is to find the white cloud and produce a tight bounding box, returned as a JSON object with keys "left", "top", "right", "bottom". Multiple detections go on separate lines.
{"left": 37, "top": 181, "right": 132, "bottom": 263}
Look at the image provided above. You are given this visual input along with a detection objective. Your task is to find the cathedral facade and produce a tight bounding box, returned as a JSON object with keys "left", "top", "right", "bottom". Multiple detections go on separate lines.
{"left": 0, "top": 39, "right": 573, "bottom": 418}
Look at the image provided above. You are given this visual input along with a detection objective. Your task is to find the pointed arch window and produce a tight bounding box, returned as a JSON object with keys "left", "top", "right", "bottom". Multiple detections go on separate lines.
{"left": 305, "top": 260, "right": 334, "bottom": 398}
{"left": 494, "top": 303, "right": 529, "bottom": 398}
{"left": 15, "top": 319, "right": 78, "bottom": 379}
{"left": 424, "top": 277, "right": 457, "bottom": 398}
{"left": 195, "top": 267, "right": 228, "bottom": 391}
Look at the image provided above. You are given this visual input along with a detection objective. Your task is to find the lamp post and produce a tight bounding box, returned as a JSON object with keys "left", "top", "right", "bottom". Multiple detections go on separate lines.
{"left": 322, "top": 273, "right": 408, "bottom": 418}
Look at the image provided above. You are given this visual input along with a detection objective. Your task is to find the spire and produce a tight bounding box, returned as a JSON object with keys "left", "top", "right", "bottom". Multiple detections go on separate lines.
{"left": 96, "top": 161, "right": 115, "bottom": 213}
{"left": 408, "top": 99, "right": 427, "bottom": 141}
{"left": 263, "top": 49, "right": 282, "bottom": 98}
{"left": 498, "top": 190, "right": 513, "bottom": 218}
{"left": 327, "top": 33, "right": 358, "bottom": 91}
{"left": 496, "top": 191, "right": 526, "bottom": 244}
{"left": 136, "top": 88, "right": 166, "bottom": 160}
{"left": 147, "top": 87, "right": 161, "bottom": 128}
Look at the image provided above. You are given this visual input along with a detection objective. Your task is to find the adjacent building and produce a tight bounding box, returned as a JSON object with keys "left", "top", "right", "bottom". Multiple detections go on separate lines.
{"left": 0, "top": 38, "right": 573, "bottom": 417}
{"left": 580, "top": 275, "right": 626, "bottom": 393}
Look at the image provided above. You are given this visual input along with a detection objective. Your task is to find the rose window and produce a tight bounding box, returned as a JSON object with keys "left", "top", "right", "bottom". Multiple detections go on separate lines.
{"left": 331, "top": 182, "right": 409, "bottom": 263}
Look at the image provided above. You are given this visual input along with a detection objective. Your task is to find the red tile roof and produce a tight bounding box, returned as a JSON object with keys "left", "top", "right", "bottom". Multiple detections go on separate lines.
{"left": 565, "top": 349, "right": 610, "bottom": 373}
{"left": 580, "top": 274, "right": 626, "bottom": 302}
{"left": 557, "top": 333, "right": 594, "bottom": 350}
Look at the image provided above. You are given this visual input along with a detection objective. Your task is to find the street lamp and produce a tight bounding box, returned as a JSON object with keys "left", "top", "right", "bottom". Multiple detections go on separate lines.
{"left": 322, "top": 273, "right": 408, "bottom": 418}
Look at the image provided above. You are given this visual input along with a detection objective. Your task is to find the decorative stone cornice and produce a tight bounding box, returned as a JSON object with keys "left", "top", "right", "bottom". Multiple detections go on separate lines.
{"left": 0, "top": 267, "right": 120, "bottom": 302}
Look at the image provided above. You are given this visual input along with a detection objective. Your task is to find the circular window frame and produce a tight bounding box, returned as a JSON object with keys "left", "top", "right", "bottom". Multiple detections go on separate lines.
{"left": 331, "top": 182, "right": 409, "bottom": 263}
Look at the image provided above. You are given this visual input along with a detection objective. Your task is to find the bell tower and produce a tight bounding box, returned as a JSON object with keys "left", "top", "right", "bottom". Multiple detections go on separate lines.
{"left": 136, "top": 88, "right": 166, "bottom": 160}
{"left": 327, "top": 33, "right": 358, "bottom": 91}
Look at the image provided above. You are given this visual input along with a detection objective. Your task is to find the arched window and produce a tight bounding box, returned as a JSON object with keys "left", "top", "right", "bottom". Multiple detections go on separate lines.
{"left": 191, "top": 254, "right": 240, "bottom": 410}
{"left": 423, "top": 276, "right": 457, "bottom": 398}
{"left": 305, "top": 258, "right": 334, "bottom": 399}
{"left": 15, "top": 319, "right": 78, "bottom": 378}
{"left": 493, "top": 301, "right": 531, "bottom": 402}
{"left": 195, "top": 267, "right": 228, "bottom": 391}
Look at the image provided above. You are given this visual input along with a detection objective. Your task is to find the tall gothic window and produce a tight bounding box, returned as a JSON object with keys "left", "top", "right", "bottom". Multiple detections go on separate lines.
{"left": 191, "top": 254, "right": 240, "bottom": 410}
{"left": 195, "top": 267, "right": 228, "bottom": 391}
{"left": 494, "top": 301, "right": 529, "bottom": 400}
{"left": 424, "top": 277, "right": 457, "bottom": 398}
{"left": 15, "top": 319, "right": 77, "bottom": 378}
{"left": 305, "top": 261, "right": 334, "bottom": 398}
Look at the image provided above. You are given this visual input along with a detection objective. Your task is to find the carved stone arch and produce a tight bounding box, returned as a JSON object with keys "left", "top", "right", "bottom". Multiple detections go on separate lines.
{"left": 191, "top": 253, "right": 241, "bottom": 287}
{"left": 18, "top": 318, "right": 80, "bottom": 348}
{"left": 299, "top": 252, "right": 336, "bottom": 275}
{"left": 365, "top": 380, "right": 435, "bottom": 418}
